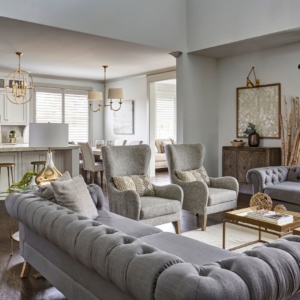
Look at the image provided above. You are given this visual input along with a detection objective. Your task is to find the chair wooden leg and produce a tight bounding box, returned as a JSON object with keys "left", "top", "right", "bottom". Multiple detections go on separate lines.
{"left": 201, "top": 215, "right": 207, "bottom": 231}
{"left": 91, "top": 172, "right": 95, "bottom": 184}
{"left": 100, "top": 171, "right": 103, "bottom": 185}
{"left": 172, "top": 220, "right": 181, "bottom": 235}
{"left": 20, "top": 261, "right": 32, "bottom": 278}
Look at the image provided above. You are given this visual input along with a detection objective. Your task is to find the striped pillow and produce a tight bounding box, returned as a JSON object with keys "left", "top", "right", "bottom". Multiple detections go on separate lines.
{"left": 113, "top": 174, "right": 155, "bottom": 196}
{"left": 176, "top": 166, "right": 210, "bottom": 186}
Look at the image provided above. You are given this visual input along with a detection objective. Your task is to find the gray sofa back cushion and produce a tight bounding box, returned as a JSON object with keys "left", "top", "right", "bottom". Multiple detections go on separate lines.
{"left": 287, "top": 166, "right": 300, "bottom": 182}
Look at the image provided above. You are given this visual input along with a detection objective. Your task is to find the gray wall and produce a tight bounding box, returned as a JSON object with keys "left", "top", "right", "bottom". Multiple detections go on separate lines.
{"left": 217, "top": 41, "right": 300, "bottom": 175}
{"left": 177, "top": 53, "right": 218, "bottom": 176}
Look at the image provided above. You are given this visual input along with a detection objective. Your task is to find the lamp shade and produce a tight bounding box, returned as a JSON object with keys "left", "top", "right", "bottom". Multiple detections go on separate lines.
{"left": 29, "top": 123, "right": 68, "bottom": 148}
{"left": 88, "top": 91, "right": 103, "bottom": 101}
{"left": 108, "top": 88, "right": 124, "bottom": 99}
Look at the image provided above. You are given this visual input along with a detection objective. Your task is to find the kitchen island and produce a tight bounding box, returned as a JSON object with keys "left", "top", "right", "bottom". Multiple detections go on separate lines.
{"left": 0, "top": 144, "right": 80, "bottom": 192}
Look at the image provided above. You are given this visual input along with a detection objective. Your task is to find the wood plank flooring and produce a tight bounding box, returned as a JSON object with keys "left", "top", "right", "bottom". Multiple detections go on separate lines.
{"left": 0, "top": 171, "right": 250, "bottom": 300}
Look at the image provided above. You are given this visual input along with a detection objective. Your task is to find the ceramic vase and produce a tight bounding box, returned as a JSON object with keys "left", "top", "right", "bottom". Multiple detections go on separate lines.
{"left": 248, "top": 133, "right": 260, "bottom": 147}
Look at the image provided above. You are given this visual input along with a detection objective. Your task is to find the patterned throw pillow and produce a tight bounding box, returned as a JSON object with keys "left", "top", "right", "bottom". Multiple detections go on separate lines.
{"left": 113, "top": 174, "right": 155, "bottom": 196}
{"left": 176, "top": 166, "right": 210, "bottom": 186}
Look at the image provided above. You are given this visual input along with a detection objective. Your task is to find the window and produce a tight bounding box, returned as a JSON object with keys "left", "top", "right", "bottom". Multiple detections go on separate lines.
{"left": 155, "top": 80, "right": 176, "bottom": 139}
{"left": 35, "top": 87, "right": 89, "bottom": 142}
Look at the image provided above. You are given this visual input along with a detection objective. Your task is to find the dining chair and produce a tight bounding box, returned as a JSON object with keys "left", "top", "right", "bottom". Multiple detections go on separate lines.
{"left": 128, "top": 140, "right": 143, "bottom": 145}
{"left": 114, "top": 139, "right": 127, "bottom": 146}
{"left": 78, "top": 142, "right": 104, "bottom": 184}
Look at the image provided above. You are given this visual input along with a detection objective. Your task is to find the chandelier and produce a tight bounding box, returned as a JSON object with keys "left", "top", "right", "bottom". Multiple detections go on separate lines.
{"left": 88, "top": 65, "right": 124, "bottom": 112}
{"left": 6, "top": 52, "right": 34, "bottom": 105}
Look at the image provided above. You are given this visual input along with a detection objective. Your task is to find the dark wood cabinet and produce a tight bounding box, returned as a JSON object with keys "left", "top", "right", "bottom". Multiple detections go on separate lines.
{"left": 222, "top": 146, "right": 281, "bottom": 185}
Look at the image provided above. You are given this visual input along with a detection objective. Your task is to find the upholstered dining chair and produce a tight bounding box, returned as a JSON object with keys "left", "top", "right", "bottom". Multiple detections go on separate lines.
{"left": 102, "top": 144, "right": 183, "bottom": 234}
{"left": 128, "top": 140, "right": 143, "bottom": 145}
{"left": 78, "top": 142, "right": 104, "bottom": 184}
{"left": 165, "top": 143, "right": 238, "bottom": 231}
{"left": 114, "top": 139, "right": 127, "bottom": 146}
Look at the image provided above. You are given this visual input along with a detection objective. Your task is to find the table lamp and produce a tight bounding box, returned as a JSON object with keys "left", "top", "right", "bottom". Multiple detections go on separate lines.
{"left": 29, "top": 123, "right": 68, "bottom": 185}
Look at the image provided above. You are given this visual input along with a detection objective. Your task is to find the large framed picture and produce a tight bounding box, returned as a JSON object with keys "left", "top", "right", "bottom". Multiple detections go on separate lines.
{"left": 113, "top": 100, "right": 134, "bottom": 135}
{"left": 236, "top": 83, "right": 281, "bottom": 138}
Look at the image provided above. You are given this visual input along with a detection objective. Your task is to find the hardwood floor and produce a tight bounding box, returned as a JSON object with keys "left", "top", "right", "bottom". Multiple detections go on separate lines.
{"left": 0, "top": 171, "right": 251, "bottom": 300}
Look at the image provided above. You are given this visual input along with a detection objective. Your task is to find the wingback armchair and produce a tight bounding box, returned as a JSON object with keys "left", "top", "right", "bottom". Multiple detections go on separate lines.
{"left": 165, "top": 143, "right": 238, "bottom": 231}
{"left": 101, "top": 144, "right": 183, "bottom": 234}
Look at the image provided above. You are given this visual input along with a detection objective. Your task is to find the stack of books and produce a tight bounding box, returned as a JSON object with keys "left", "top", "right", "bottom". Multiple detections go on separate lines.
{"left": 247, "top": 210, "right": 294, "bottom": 225}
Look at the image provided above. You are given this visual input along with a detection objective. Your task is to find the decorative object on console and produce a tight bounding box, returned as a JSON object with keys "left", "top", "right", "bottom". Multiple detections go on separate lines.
{"left": 9, "top": 130, "right": 16, "bottom": 143}
{"left": 246, "top": 66, "right": 260, "bottom": 87}
{"left": 250, "top": 192, "right": 272, "bottom": 213}
{"left": 8, "top": 171, "right": 37, "bottom": 193}
{"left": 237, "top": 83, "right": 281, "bottom": 139}
{"left": 29, "top": 123, "right": 68, "bottom": 185}
{"left": 230, "top": 140, "right": 246, "bottom": 147}
{"left": 280, "top": 96, "right": 300, "bottom": 166}
{"left": 243, "top": 123, "right": 260, "bottom": 147}
{"left": 88, "top": 66, "right": 124, "bottom": 112}
{"left": 274, "top": 204, "right": 287, "bottom": 216}
{"left": 5, "top": 52, "right": 34, "bottom": 105}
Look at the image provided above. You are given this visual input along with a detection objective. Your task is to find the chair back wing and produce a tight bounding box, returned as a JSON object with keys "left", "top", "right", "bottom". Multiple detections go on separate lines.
{"left": 165, "top": 143, "right": 205, "bottom": 182}
{"left": 78, "top": 142, "right": 95, "bottom": 171}
{"left": 114, "top": 139, "right": 127, "bottom": 146}
{"left": 102, "top": 144, "right": 151, "bottom": 181}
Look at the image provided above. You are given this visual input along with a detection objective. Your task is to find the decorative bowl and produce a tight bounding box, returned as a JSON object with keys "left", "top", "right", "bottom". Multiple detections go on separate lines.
{"left": 230, "top": 141, "right": 246, "bottom": 147}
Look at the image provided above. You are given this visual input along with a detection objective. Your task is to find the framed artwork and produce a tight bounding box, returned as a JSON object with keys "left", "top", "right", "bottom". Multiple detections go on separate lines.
{"left": 236, "top": 83, "right": 281, "bottom": 138}
{"left": 113, "top": 100, "right": 134, "bottom": 135}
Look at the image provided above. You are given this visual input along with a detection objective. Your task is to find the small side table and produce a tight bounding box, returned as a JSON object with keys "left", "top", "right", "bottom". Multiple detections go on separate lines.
{"left": 293, "top": 227, "right": 300, "bottom": 236}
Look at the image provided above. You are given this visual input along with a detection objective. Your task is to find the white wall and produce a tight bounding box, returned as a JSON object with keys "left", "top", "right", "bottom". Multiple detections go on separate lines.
{"left": 104, "top": 76, "right": 149, "bottom": 144}
{"left": 32, "top": 76, "right": 104, "bottom": 144}
{"left": 187, "top": 0, "right": 300, "bottom": 51}
{"left": 217, "top": 41, "right": 300, "bottom": 175}
{"left": 177, "top": 53, "right": 218, "bottom": 176}
{"left": 0, "top": 0, "right": 187, "bottom": 52}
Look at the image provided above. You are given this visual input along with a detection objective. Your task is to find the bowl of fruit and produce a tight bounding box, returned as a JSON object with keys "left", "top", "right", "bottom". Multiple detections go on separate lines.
{"left": 230, "top": 140, "right": 246, "bottom": 147}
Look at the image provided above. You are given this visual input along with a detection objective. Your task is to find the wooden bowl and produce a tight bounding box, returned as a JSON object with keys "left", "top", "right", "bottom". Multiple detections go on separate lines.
{"left": 230, "top": 141, "right": 246, "bottom": 147}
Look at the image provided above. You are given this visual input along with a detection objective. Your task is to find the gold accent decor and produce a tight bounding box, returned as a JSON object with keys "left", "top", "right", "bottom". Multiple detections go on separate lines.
{"left": 246, "top": 66, "right": 260, "bottom": 87}
{"left": 274, "top": 204, "right": 287, "bottom": 216}
{"left": 35, "top": 148, "right": 62, "bottom": 185}
{"left": 5, "top": 52, "right": 34, "bottom": 105}
{"left": 88, "top": 65, "right": 124, "bottom": 112}
{"left": 250, "top": 192, "right": 273, "bottom": 213}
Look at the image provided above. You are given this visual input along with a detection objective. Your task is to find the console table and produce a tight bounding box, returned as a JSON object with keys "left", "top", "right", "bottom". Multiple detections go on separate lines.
{"left": 222, "top": 146, "right": 281, "bottom": 185}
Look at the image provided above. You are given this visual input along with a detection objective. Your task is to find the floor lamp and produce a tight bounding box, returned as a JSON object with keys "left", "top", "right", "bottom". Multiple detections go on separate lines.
{"left": 29, "top": 123, "right": 68, "bottom": 185}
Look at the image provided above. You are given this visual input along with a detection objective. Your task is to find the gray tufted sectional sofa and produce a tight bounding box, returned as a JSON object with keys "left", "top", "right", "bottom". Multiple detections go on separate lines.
{"left": 5, "top": 187, "right": 300, "bottom": 300}
{"left": 247, "top": 166, "right": 300, "bottom": 208}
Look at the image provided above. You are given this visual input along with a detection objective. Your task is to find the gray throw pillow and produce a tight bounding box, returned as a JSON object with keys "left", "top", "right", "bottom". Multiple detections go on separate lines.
{"left": 51, "top": 175, "right": 98, "bottom": 219}
{"left": 39, "top": 171, "right": 72, "bottom": 202}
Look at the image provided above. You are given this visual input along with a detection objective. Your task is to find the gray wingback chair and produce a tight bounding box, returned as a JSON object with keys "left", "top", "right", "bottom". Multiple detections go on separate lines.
{"left": 165, "top": 143, "right": 238, "bottom": 231}
{"left": 102, "top": 144, "right": 183, "bottom": 234}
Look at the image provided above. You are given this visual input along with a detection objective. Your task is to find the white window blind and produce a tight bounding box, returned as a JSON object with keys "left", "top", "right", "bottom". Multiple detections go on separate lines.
{"left": 155, "top": 91, "right": 176, "bottom": 139}
{"left": 35, "top": 88, "right": 62, "bottom": 123}
{"left": 35, "top": 88, "right": 89, "bottom": 142}
{"left": 65, "top": 90, "right": 89, "bottom": 143}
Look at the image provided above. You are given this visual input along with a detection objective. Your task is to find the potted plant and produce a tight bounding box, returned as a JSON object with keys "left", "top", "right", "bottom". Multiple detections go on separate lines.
{"left": 9, "top": 130, "right": 16, "bottom": 138}
{"left": 243, "top": 123, "right": 260, "bottom": 147}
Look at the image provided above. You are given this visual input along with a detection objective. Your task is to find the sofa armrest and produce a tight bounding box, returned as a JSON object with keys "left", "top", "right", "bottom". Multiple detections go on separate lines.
{"left": 209, "top": 177, "right": 239, "bottom": 195}
{"left": 108, "top": 184, "right": 141, "bottom": 220}
{"left": 152, "top": 184, "right": 183, "bottom": 205}
{"left": 246, "top": 166, "right": 289, "bottom": 193}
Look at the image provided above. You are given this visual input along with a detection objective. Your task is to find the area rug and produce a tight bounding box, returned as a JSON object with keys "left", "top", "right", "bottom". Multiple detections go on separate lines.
{"left": 182, "top": 223, "right": 277, "bottom": 253}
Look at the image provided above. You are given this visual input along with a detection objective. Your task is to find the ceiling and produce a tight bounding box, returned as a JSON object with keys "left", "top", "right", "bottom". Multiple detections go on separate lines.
{"left": 0, "top": 17, "right": 176, "bottom": 81}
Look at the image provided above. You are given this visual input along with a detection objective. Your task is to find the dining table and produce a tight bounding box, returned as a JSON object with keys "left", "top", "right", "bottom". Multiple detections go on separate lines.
{"left": 92, "top": 147, "right": 102, "bottom": 156}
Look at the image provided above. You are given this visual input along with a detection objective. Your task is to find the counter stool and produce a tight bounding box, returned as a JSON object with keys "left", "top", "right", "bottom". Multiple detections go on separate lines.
{"left": 0, "top": 163, "right": 15, "bottom": 188}
{"left": 31, "top": 161, "right": 46, "bottom": 172}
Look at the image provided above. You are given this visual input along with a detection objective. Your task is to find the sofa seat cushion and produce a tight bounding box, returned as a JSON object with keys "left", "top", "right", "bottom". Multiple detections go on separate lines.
{"left": 155, "top": 153, "right": 166, "bottom": 162}
{"left": 140, "top": 232, "right": 237, "bottom": 266}
{"left": 94, "top": 210, "right": 162, "bottom": 238}
{"left": 208, "top": 188, "right": 237, "bottom": 206}
{"left": 265, "top": 181, "right": 300, "bottom": 205}
{"left": 140, "top": 197, "right": 181, "bottom": 219}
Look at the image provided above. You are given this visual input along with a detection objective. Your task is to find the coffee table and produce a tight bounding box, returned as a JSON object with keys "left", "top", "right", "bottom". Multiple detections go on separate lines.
{"left": 223, "top": 207, "right": 300, "bottom": 251}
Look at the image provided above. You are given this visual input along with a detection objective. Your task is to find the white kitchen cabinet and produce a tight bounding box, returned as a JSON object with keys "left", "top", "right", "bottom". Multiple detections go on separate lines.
{"left": 0, "top": 91, "right": 28, "bottom": 125}
{"left": 20, "top": 151, "right": 47, "bottom": 175}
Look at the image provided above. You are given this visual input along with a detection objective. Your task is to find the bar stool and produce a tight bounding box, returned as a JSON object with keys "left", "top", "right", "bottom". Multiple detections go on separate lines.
{"left": 0, "top": 163, "right": 15, "bottom": 187}
{"left": 31, "top": 161, "right": 46, "bottom": 172}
